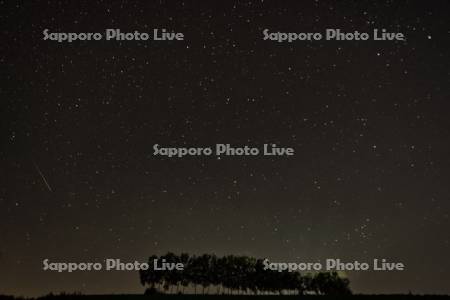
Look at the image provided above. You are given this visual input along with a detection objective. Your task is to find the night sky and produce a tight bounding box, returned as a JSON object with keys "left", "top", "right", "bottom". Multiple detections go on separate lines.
{"left": 1, "top": 0, "right": 450, "bottom": 297}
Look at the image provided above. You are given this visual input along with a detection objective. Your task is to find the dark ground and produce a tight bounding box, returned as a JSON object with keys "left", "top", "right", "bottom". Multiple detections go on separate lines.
{"left": 2, "top": 295, "right": 450, "bottom": 300}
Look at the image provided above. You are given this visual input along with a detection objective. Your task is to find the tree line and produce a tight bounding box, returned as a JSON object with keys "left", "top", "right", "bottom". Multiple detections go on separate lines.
{"left": 139, "top": 253, "right": 352, "bottom": 295}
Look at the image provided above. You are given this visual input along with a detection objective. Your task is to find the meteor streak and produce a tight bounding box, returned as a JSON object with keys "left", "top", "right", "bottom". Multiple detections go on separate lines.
{"left": 33, "top": 162, "right": 53, "bottom": 192}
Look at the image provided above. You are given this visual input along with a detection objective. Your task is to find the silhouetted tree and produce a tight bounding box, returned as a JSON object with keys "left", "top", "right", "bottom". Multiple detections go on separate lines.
{"left": 139, "top": 253, "right": 352, "bottom": 296}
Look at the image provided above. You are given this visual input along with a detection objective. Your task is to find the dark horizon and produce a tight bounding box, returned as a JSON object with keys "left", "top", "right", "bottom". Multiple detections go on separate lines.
{"left": 1, "top": 0, "right": 449, "bottom": 297}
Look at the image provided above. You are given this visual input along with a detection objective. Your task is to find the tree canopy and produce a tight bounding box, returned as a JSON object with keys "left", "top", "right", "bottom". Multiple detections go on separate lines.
{"left": 139, "top": 253, "right": 351, "bottom": 296}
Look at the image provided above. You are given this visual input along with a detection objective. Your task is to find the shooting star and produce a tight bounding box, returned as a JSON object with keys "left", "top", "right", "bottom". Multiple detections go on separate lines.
{"left": 33, "top": 162, "right": 53, "bottom": 192}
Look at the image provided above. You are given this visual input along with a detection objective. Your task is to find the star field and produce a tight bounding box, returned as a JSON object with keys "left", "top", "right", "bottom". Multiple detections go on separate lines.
{"left": 1, "top": 0, "right": 449, "bottom": 297}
